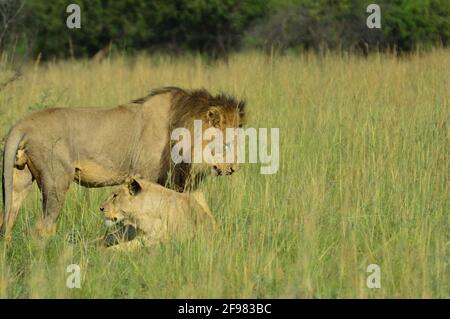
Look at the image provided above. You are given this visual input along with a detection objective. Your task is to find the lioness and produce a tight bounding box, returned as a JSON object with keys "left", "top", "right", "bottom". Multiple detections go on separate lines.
{"left": 100, "top": 177, "right": 216, "bottom": 250}
{"left": 1, "top": 87, "right": 245, "bottom": 239}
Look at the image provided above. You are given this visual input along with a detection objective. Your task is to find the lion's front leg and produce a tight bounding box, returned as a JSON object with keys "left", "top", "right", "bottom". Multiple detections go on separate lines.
{"left": 33, "top": 169, "right": 73, "bottom": 239}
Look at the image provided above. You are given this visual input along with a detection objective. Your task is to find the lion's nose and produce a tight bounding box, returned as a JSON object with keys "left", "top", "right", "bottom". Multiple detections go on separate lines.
{"left": 112, "top": 217, "right": 118, "bottom": 222}
{"left": 100, "top": 206, "right": 104, "bottom": 212}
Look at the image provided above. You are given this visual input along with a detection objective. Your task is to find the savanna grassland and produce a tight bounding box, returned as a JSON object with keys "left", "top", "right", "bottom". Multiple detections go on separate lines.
{"left": 0, "top": 49, "right": 448, "bottom": 298}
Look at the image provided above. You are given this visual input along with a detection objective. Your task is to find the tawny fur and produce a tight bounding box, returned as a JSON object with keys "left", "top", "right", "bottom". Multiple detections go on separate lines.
{"left": 1, "top": 87, "right": 244, "bottom": 239}
{"left": 100, "top": 178, "right": 216, "bottom": 251}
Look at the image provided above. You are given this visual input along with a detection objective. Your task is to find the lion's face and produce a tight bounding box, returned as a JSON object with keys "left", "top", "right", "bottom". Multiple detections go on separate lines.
{"left": 99, "top": 179, "right": 144, "bottom": 227}
{"left": 195, "top": 106, "right": 245, "bottom": 176}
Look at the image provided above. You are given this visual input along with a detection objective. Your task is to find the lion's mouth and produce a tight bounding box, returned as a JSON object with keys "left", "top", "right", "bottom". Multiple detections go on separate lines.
{"left": 104, "top": 212, "right": 125, "bottom": 227}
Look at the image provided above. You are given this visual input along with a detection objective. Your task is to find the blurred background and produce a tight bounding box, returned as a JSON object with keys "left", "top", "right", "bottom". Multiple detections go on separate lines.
{"left": 1, "top": 0, "right": 449, "bottom": 61}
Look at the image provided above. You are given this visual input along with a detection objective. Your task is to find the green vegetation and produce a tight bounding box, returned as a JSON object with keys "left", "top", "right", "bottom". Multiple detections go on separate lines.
{"left": 1, "top": 0, "right": 449, "bottom": 58}
{"left": 250, "top": 0, "right": 450, "bottom": 52}
{"left": 0, "top": 49, "right": 448, "bottom": 297}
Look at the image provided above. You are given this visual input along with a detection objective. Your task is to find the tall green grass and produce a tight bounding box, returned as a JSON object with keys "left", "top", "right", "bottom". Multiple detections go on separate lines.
{"left": 0, "top": 50, "right": 448, "bottom": 298}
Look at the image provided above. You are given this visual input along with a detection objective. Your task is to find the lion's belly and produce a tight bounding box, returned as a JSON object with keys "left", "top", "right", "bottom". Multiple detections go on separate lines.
{"left": 73, "top": 161, "right": 127, "bottom": 187}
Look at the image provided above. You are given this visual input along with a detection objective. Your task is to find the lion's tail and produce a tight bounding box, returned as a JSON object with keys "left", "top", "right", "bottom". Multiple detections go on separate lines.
{"left": 1, "top": 127, "right": 24, "bottom": 238}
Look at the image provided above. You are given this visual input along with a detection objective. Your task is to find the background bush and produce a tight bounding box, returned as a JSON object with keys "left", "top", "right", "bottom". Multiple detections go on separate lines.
{"left": 17, "top": 0, "right": 268, "bottom": 59}
{"left": 246, "top": 0, "right": 450, "bottom": 53}
{"left": 1, "top": 0, "right": 449, "bottom": 59}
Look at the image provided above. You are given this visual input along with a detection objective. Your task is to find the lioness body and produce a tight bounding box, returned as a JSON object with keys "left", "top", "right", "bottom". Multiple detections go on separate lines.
{"left": 1, "top": 87, "right": 244, "bottom": 239}
{"left": 101, "top": 178, "right": 216, "bottom": 250}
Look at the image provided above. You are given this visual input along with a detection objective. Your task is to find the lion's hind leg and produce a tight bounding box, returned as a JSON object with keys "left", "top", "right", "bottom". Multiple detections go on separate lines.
{"left": 1, "top": 165, "right": 34, "bottom": 240}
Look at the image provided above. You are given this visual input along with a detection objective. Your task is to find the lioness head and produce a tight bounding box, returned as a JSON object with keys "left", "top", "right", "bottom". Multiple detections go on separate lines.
{"left": 100, "top": 178, "right": 144, "bottom": 227}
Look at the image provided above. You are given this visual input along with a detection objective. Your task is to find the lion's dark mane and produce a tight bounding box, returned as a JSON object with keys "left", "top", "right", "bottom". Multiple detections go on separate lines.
{"left": 132, "top": 87, "right": 245, "bottom": 192}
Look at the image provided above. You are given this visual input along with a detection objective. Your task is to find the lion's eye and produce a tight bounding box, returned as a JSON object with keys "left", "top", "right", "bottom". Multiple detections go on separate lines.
{"left": 112, "top": 193, "right": 117, "bottom": 200}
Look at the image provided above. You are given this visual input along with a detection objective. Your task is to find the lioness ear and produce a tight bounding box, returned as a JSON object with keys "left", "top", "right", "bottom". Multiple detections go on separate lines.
{"left": 127, "top": 178, "right": 142, "bottom": 196}
{"left": 206, "top": 107, "right": 223, "bottom": 128}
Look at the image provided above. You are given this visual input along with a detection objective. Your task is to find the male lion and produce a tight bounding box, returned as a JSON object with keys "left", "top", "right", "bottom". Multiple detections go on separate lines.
{"left": 100, "top": 177, "right": 216, "bottom": 250}
{"left": 1, "top": 87, "right": 245, "bottom": 239}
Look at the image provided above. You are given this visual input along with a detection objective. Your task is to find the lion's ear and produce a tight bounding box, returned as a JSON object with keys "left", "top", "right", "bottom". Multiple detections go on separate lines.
{"left": 127, "top": 178, "right": 142, "bottom": 196}
{"left": 206, "top": 107, "right": 223, "bottom": 128}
